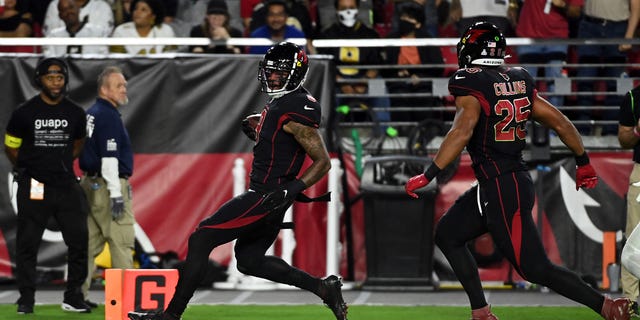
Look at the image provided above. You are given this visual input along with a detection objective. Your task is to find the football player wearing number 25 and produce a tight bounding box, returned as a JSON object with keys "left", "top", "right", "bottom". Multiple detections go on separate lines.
{"left": 405, "top": 22, "right": 635, "bottom": 320}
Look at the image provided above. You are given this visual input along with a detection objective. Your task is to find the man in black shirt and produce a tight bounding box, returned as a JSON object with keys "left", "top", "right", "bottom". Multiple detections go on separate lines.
{"left": 128, "top": 42, "right": 348, "bottom": 320}
{"left": 4, "top": 57, "right": 90, "bottom": 314}
{"left": 405, "top": 22, "right": 635, "bottom": 320}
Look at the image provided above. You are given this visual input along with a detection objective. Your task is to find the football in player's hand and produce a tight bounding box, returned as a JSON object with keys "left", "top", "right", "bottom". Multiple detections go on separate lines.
{"left": 241, "top": 113, "right": 262, "bottom": 141}
{"left": 245, "top": 113, "right": 261, "bottom": 129}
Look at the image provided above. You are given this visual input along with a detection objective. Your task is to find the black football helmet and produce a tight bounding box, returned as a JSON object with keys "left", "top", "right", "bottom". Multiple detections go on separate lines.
{"left": 456, "top": 22, "right": 506, "bottom": 69}
{"left": 258, "top": 42, "right": 309, "bottom": 98}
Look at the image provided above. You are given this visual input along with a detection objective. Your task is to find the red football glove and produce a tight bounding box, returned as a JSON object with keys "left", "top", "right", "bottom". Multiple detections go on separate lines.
{"left": 576, "top": 163, "right": 598, "bottom": 190}
{"left": 405, "top": 174, "right": 430, "bottom": 199}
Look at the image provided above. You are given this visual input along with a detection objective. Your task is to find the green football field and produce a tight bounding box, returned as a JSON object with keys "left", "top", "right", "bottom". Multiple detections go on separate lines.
{"left": 0, "top": 304, "right": 607, "bottom": 319}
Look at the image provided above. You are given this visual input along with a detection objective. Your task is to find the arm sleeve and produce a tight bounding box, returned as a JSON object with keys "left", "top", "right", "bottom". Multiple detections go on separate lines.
{"left": 448, "top": 70, "right": 471, "bottom": 97}
{"left": 287, "top": 107, "right": 321, "bottom": 127}
{"left": 101, "top": 157, "right": 122, "bottom": 198}
{"left": 5, "top": 110, "right": 24, "bottom": 139}
{"left": 284, "top": 94, "right": 322, "bottom": 127}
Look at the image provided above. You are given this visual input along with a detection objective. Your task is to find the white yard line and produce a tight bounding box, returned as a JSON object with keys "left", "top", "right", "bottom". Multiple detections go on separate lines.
{"left": 352, "top": 291, "right": 371, "bottom": 305}
{"left": 229, "top": 291, "right": 254, "bottom": 304}
{"left": 191, "top": 290, "right": 212, "bottom": 303}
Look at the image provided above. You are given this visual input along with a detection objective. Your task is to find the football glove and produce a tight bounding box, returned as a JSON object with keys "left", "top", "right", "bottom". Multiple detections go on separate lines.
{"left": 405, "top": 174, "right": 430, "bottom": 199}
{"left": 576, "top": 163, "right": 598, "bottom": 190}
{"left": 262, "top": 179, "right": 306, "bottom": 212}
{"left": 111, "top": 196, "right": 125, "bottom": 221}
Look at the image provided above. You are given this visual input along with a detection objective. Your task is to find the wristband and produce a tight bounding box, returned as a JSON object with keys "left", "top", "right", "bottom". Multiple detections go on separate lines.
{"left": 424, "top": 163, "right": 442, "bottom": 181}
{"left": 575, "top": 152, "right": 590, "bottom": 166}
{"left": 634, "top": 126, "right": 640, "bottom": 137}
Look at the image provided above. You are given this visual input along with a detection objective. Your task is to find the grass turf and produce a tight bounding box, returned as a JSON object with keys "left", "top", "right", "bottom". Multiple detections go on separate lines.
{"left": 0, "top": 304, "right": 603, "bottom": 320}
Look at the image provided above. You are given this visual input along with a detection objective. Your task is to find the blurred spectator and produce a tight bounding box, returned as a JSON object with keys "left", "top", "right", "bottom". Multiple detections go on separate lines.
{"left": 187, "top": 0, "right": 243, "bottom": 34}
{"left": 248, "top": 0, "right": 313, "bottom": 37}
{"left": 189, "top": 0, "right": 242, "bottom": 53}
{"left": 43, "top": 0, "right": 114, "bottom": 37}
{"left": 574, "top": 0, "right": 640, "bottom": 135}
{"left": 316, "top": 0, "right": 372, "bottom": 31}
{"left": 391, "top": 0, "right": 440, "bottom": 37}
{"left": 113, "top": 0, "right": 133, "bottom": 26}
{"left": 317, "top": 0, "right": 390, "bottom": 124}
{"left": 384, "top": 1, "right": 444, "bottom": 123}
{"left": 44, "top": 0, "right": 109, "bottom": 56}
{"left": 449, "top": 0, "right": 514, "bottom": 36}
{"left": 240, "top": 0, "right": 262, "bottom": 31}
{"left": 161, "top": 0, "right": 190, "bottom": 36}
{"left": 0, "top": 0, "right": 35, "bottom": 53}
{"left": 247, "top": 0, "right": 305, "bottom": 54}
{"left": 514, "top": 0, "right": 583, "bottom": 108}
{"left": 110, "top": 0, "right": 177, "bottom": 54}
{"left": 22, "top": 0, "right": 51, "bottom": 34}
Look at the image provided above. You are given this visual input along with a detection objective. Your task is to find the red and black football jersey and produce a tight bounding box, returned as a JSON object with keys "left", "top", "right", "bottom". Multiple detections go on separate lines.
{"left": 249, "top": 88, "right": 321, "bottom": 190}
{"left": 448, "top": 65, "right": 537, "bottom": 180}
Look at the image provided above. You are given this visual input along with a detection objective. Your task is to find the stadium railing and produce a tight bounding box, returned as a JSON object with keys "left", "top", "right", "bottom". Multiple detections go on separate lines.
{"left": 1, "top": 36, "right": 638, "bottom": 152}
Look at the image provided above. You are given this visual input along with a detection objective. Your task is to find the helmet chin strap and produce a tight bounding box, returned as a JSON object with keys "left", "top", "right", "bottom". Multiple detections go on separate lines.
{"left": 268, "top": 91, "right": 287, "bottom": 99}
{"left": 266, "top": 78, "right": 305, "bottom": 98}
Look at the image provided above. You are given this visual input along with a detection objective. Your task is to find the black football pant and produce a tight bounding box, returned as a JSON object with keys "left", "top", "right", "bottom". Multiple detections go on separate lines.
{"left": 434, "top": 171, "right": 604, "bottom": 313}
{"left": 16, "top": 177, "right": 89, "bottom": 305}
{"left": 166, "top": 190, "right": 321, "bottom": 316}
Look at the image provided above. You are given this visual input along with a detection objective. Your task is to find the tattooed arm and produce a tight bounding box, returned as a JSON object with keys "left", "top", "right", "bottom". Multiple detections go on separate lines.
{"left": 283, "top": 121, "right": 331, "bottom": 187}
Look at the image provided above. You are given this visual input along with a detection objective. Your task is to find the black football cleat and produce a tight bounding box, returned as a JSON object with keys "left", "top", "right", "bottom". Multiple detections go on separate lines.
{"left": 320, "top": 275, "right": 348, "bottom": 320}
{"left": 85, "top": 299, "right": 99, "bottom": 308}
{"left": 61, "top": 297, "right": 91, "bottom": 313}
{"left": 17, "top": 303, "right": 33, "bottom": 314}
{"left": 128, "top": 311, "right": 162, "bottom": 320}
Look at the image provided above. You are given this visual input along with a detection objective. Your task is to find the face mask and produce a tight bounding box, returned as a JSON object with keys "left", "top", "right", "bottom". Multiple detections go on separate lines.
{"left": 398, "top": 20, "right": 416, "bottom": 35}
{"left": 337, "top": 9, "right": 358, "bottom": 28}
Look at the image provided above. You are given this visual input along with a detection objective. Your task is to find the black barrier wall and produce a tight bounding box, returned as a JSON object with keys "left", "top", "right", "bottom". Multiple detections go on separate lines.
{"left": 0, "top": 55, "right": 335, "bottom": 153}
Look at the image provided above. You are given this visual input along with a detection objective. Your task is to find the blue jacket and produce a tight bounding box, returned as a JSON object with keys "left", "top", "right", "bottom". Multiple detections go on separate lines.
{"left": 79, "top": 98, "right": 133, "bottom": 176}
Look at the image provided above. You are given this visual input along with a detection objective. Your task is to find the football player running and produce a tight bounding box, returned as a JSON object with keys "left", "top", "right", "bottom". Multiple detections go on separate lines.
{"left": 128, "top": 42, "right": 347, "bottom": 320}
{"left": 405, "top": 22, "right": 636, "bottom": 320}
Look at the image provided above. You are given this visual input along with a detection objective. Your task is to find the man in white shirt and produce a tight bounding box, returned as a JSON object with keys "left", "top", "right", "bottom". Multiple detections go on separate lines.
{"left": 43, "top": 0, "right": 114, "bottom": 37}
{"left": 44, "top": 0, "right": 109, "bottom": 56}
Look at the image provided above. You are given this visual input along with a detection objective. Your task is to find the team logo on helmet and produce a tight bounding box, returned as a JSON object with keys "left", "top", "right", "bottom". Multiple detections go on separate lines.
{"left": 456, "top": 22, "right": 506, "bottom": 69}
{"left": 258, "top": 42, "right": 309, "bottom": 98}
{"left": 465, "top": 29, "right": 488, "bottom": 44}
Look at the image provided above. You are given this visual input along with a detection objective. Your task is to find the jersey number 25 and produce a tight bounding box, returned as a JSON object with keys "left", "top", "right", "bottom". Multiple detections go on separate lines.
{"left": 494, "top": 97, "right": 531, "bottom": 142}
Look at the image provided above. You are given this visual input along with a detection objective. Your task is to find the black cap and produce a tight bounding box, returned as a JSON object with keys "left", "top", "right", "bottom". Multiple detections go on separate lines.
{"left": 207, "top": 0, "right": 228, "bottom": 15}
{"left": 399, "top": 2, "right": 426, "bottom": 25}
{"left": 34, "top": 57, "right": 69, "bottom": 88}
